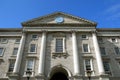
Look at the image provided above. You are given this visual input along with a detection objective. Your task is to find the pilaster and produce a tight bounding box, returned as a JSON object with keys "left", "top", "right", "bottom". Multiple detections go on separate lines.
{"left": 72, "top": 31, "right": 80, "bottom": 75}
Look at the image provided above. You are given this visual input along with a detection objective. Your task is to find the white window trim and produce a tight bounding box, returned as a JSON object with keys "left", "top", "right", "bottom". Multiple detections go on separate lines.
{"left": 84, "top": 59, "right": 94, "bottom": 76}
{"left": 55, "top": 37, "right": 66, "bottom": 53}
{"left": 103, "top": 61, "right": 112, "bottom": 76}
{"left": 111, "top": 38, "right": 117, "bottom": 43}
{"left": 1, "top": 38, "right": 8, "bottom": 43}
{"left": 81, "top": 34, "right": 88, "bottom": 40}
{"left": 0, "top": 47, "right": 5, "bottom": 56}
{"left": 114, "top": 47, "right": 120, "bottom": 55}
{"left": 31, "top": 34, "right": 38, "bottom": 40}
{"left": 15, "top": 38, "right": 21, "bottom": 44}
{"left": 28, "top": 44, "right": 37, "bottom": 53}
{"left": 82, "top": 43, "right": 90, "bottom": 53}
{"left": 24, "top": 58, "right": 35, "bottom": 76}
{"left": 100, "top": 47, "right": 107, "bottom": 56}
{"left": 12, "top": 47, "right": 18, "bottom": 56}
{"left": 8, "top": 59, "right": 15, "bottom": 73}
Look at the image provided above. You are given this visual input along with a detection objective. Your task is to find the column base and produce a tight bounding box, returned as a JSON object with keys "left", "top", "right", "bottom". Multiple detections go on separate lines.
{"left": 7, "top": 73, "right": 19, "bottom": 80}
{"left": 35, "top": 74, "right": 45, "bottom": 80}
{"left": 99, "top": 74, "right": 109, "bottom": 80}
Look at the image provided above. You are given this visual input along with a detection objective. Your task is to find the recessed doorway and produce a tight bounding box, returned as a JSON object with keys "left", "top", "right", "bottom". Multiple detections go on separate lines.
{"left": 50, "top": 72, "right": 68, "bottom": 80}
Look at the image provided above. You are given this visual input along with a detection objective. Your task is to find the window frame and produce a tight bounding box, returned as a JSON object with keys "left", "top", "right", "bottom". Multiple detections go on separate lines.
{"left": 1, "top": 38, "right": 8, "bottom": 43}
{"left": 24, "top": 58, "right": 35, "bottom": 76}
{"left": 55, "top": 37, "right": 66, "bottom": 53}
{"left": 118, "top": 61, "right": 120, "bottom": 69}
{"left": 114, "top": 47, "right": 120, "bottom": 55}
{"left": 82, "top": 43, "right": 90, "bottom": 53}
{"left": 81, "top": 34, "right": 88, "bottom": 39}
{"left": 29, "top": 44, "right": 37, "bottom": 53}
{"left": 100, "top": 47, "right": 107, "bottom": 56}
{"left": 98, "top": 37, "right": 103, "bottom": 43}
{"left": 111, "top": 38, "right": 117, "bottom": 43}
{"left": 103, "top": 61, "right": 112, "bottom": 75}
{"left": 84, "top": 59, "right": 94, "bottom": 76}
{"left": 31, "top": 34, "right": 38, "bottom": 39}
{"left": 0, "top": 47, "right": 5, "bottom": 56}
{"left": 12, "top": 47, "right": 18, "bottom": 56}
{"left": 8, "top": 60, "right": 15, "bottom": 72}
{"left": 15, "top": 38, "right": 21, "bottom": 44}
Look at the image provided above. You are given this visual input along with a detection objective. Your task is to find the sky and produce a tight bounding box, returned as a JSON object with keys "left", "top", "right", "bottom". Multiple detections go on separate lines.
{"left": 0, "top": 0, "right": 120, "bottom": 28}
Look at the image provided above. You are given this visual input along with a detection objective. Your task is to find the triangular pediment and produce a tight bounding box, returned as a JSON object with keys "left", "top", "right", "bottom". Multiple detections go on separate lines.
{"left": 22, "top": 12, "right": 97, "bottom": 27}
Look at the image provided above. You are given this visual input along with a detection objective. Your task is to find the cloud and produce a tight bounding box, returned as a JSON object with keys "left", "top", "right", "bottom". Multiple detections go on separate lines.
{"left": 103, "top": 4, "right": 120, "bottom": 20}
{"left": 105, "top": 4, "right": 120, "bottom": 13}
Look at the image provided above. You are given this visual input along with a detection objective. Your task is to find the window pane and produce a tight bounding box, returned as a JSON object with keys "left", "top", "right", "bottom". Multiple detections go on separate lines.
{"left": 83, "top": 44, "right": 88, "bottom": 52}
{"left": 82, "top": 35, "right": 87, "bottom": 39}
{"left": 27, "top": 59, "right": 34, "bottom": 70}
{"left": 98, "top": 37, "right": 103, "bottom": 43}
{"left": 103, "top": 61, "right": 110, "bottom": 72}
{"left": 13, "top": 48, "right": 18, "bottom": 55}
{"left": 56, "top": 39, "right": 63, "bottom": 52}
{"left": 0, "top": 48, "right": 4, "bottom": 56}
{"left": 114, "top": 47, "right": 120, "bottom": 55}
{"left": 100, "top": 47, "right": 106, "bottom": 56}
{"left": 32, "top": 35, "right": 38, "bottom": 39}
{"left": 85, "top": 59, "right": 91, "bottom": 71}
{"left": 15, "top": 39, "right": 20, "bottom": 43}
{"left": 8, "top": 61, "right": 15, "bottom": 72}
{"left": 30, "top": 44, "right": 36, "bottom": 52}
{"left": 112, "top": 38, "right": 116, "bottom": 42}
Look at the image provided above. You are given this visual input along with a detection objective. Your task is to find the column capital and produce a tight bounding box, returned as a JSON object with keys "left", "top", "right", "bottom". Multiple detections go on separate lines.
{"left": 71, "top": 29, "right": 78, "bottom": 33}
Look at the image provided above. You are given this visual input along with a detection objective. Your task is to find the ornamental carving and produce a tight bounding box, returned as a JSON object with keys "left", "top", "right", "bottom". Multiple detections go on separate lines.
{"left": 52, "top": 52, "right": 69, "bottom": 59}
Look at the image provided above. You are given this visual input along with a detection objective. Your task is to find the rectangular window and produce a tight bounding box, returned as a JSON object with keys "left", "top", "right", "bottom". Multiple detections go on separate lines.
{"left": 82, "top": 35, "right": 87, "bottom": 39}
{"left": 30, "top": 44, "right": 36, "bottom": 53}
{"left": 8, "top": 61, "right": 15, "bottom": 72}
{"left": 13, "top": 48, "right": 18, "bottom": 55}
{"left": 1, "top": 38, "right": 8, "bottom": 43}
{"left": 26, "top": 59, "right": 34, "bottom": 70}
{"left": 32, "top": 34, "right": 38, "bottom": 39}
{"left": 98, "top": 37, "right": 103, "bottom": 43}
{"left": 111, "top": 38, "right": 117, "bottom": 42}
{"left": 56, "top": 38, "right": 63, "bottom": 52}
{"left": 83, "top": 44, "right": 89, "bottom": 53}
{"left": 15, "top": 39, "right": 20, "bottom": 43}
{"left": 119, "top": 62, "right": 120, "bottom": 68}
{"left": 0, "top": 48, "right": 4, "bottom": 56}
{"left": 85, "top": 59, "right": 92, "bottom": 71}
{"left": 114, "top": 47, "right": 120, "bottom": 55}
{"left": 103, "top": 61, "right": 111, "bottom": 75}
{"left": 100, "top": 47, "right": 106, "bottom": 56}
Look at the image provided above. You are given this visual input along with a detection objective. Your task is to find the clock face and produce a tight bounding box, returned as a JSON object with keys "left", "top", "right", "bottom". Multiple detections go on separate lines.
{"left": 55, "top": 17, "right": 64, "bottom": 23}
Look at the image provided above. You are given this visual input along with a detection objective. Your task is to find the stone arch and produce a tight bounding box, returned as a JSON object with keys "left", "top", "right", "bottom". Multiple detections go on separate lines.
{"left": 48, "top": 64, "right": 72, "bottom": 80}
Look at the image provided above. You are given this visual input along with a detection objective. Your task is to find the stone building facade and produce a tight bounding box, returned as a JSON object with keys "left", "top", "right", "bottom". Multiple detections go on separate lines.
{"left": 0, "top": 12, "right": 120, "bottom": 80}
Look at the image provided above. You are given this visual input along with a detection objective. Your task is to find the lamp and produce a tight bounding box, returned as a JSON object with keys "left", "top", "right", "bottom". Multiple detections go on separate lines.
{"left": 26, "top": 68, "right": 32, "bottom": 80}
{"left": 86, "top": 70, "right": 92, "bottom": 80}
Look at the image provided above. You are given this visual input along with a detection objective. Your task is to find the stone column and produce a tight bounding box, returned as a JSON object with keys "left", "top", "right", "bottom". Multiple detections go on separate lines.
{"left": 92, "top": 32, "right": 105, "bottom": 75}
{"left": 13, "top": 33, "right": 26, "bottom": 73}
{"left": 38, "top": 32, "right": 46, "bottom": 76}
{"left": 72, "top": 32, "right": 80, "bottom": 76}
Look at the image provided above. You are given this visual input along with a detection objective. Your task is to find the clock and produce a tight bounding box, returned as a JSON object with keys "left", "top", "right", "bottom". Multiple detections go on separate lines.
{"left": 55, "top": 17, "right": 64, "bottom": 23}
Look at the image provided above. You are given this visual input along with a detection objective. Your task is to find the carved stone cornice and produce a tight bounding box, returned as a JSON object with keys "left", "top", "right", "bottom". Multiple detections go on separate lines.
{"left": 52, "top": 52, "right": 69, "bottom": 59}
{"left": 53, "top": 32, "right": 66, "bottom": 37}
{"left": 22, "top": 23, "right": 96, "bottom": 27}
{"left": 22, "top": 12, "right": 97, "bottom": 27}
